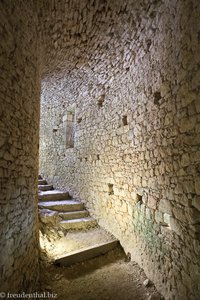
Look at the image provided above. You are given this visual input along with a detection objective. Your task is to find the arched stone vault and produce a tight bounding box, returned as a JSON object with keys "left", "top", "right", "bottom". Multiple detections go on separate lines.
{"left": 40, "top": 0, "right": 148, "bottom": 75}
{"left": 39, "top": 0, "right": 163, "bottom": 107}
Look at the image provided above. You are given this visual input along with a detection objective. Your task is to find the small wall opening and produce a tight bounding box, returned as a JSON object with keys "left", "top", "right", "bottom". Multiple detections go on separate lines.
{"left": 98, "top": 94, "right": 105, "bottom": 108}
{"left": 146, "top": 39, "right": 152, "bottom": 51}
{"left": 63, "top": 106, "right": 75, "bottom": 149}
{"left": 136, "top": 193, "right": 143, "bottom": 204}
{"left": 153, "top": 91, "right": 161, "bottom": 105}
{"left": 108, "top": 184, "right": 114, "bottom": 195}
{"left": 122, "top": 115, "right": 128, "bottom": 126}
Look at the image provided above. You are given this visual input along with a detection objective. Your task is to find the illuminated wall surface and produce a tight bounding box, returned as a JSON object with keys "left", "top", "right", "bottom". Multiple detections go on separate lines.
{"left": 1, "top": 0, "right": 200, "bottom": 298}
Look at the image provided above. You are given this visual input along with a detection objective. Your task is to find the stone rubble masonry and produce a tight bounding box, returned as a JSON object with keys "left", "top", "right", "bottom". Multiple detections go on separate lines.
{"left": 0, "top": 0, "right": 200, "bottom": 298}
{"left": 39, "top": 0, "right": 200, "bottom": 299}
{"left": 0, "top": 0, "right": 40, "bottom": 293}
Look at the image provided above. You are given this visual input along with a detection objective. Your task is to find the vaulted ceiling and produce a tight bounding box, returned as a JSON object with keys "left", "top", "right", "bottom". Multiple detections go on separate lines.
{"left": 38, "top": 0, "right": 160, "bottom": 102}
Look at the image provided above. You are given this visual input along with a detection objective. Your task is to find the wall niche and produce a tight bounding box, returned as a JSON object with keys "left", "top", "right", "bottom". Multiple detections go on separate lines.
{"left": 63, "top": 105, "right": 76, "bottom": 149}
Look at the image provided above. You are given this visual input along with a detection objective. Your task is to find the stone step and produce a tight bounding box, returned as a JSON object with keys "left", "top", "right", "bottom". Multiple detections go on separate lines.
{"left": 38, "top": 200, "right": 84, "bottom": 212}
{"left": 54, "top": 239, "right": 119, "bottom": 267}
{"left": 38, "top": 184, "right": 54, "bottom": 191}
{"left": 39, "top": 209, "right": 62, "bottom": 223}
{"left": 38, "top": 190, "right": 70, "bottom": 201}
{"left": 38, "top": 179, "right": 47, "bottom": 185}
{"left": 59, "top": 210, "right": 89, "bottom": 220}
{"left": 60, "top": 217, "right": 97, "bottom": 230}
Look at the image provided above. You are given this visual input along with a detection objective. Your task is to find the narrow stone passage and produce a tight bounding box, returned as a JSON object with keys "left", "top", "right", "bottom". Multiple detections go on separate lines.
{"left": 1, "top": 1, "right": 199, "bottom": 297}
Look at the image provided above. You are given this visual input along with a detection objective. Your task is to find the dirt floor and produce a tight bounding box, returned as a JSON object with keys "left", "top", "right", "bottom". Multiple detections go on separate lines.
{"left": 38, "top": 228, "right": 163, "bottom": 300}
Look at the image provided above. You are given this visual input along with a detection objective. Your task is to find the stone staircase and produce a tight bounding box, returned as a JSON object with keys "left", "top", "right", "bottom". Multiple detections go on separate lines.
{"left": 38, "top": 175, "right": 120, "bottom": 267}
{"left": 38, "top": 176, "right": 97, "bottom": 230}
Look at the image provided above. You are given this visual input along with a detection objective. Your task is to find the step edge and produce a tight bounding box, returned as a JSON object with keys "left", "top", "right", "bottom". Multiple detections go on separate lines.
{"left": 60, "top": 217, "right": 96, "bottom": 224}
{"left": 38, "top": 184, "right": 53, "bottom": 187}
{"left": 38, "top": 191, "right": 69, "bottom": 197}
{"left": 38, "top": 200, "right": 82, "bottom": 205}
{"left": 59, "top": 210, "right": 88, "bottom": 215}
{"left": 38, "top": 198, "right": 72, "bottom": 202}
{"left": 54, "top": 239, "right": 119, "bottom": 264}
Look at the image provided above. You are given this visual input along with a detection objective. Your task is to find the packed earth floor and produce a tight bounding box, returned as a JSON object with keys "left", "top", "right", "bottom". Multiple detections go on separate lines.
{"left": 38, "top": 229, "right": 162, "bottom": 300}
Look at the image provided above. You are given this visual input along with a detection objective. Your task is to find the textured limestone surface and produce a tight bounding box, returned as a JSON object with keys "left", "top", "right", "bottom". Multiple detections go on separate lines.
{"left": 0, "top": 0, "right": 40, "bottom": 293}
{"left": 0, "top": 0, "right": 200, "bottom": 298}
{"left": 39, "top": 0, "right": 200, "bottom": 299}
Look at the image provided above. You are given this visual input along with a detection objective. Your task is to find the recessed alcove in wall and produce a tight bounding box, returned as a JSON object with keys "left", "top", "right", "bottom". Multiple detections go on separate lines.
{"left": 77, "top": 117, "right": 82, "bottom": 124}
{"left": 146, "top": 39, "right": 152, "bottom": 51}
{"left": 136, "top": 193, "right": 143, "bottom": 205}
{"left": 122, "top": 115, "right": 128, "bottom": 126}
{"left": 98, "top": 94, "right": 105, "bottom": 108}
{"left": 63, "top": 105, "right": 76, "bottom": 149}
{"left": 108, "top": 184, "right": 114, "bottom": 195}
{"left": 153, "top": 91, "right": 162, "bottom": 105}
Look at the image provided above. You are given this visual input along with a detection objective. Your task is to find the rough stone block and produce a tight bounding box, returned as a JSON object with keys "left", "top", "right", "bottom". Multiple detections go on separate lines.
{"left": 158, "top": 199, "right": 173, "bottom": 215}
{"left": 148, "top": 195, "right": 158, "bottom": 210}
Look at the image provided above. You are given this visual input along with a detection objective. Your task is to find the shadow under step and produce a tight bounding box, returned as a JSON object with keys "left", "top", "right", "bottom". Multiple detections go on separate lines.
{"left": 38, "top": 200, "right": 84, "bottom": 212}
{"left": 38, "top": 190, "right": 70, "bottom": 201}
{"left": 38, "top": 179, "right": 47, "bottom": 185}
{"left": 54, "top": 239, "right": 119, "bottom": 267}
{"left": 38, "top": 184, "right": 54, "bottom": 191}
{"left": 60, "top": 217, "right": 97, "bottom": 230}
{"left": 60, "top": 210, "right": 89, "bottom": 220}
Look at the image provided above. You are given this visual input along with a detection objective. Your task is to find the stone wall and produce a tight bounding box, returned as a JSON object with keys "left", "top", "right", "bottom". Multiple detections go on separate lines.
{"left": 39, "top": 0, "right": 200, "bottom": 299}
{"left": 0, "top": 1, "right": 40, "bottom": 292}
